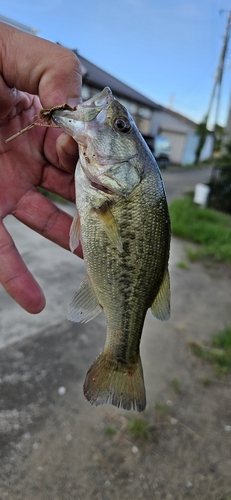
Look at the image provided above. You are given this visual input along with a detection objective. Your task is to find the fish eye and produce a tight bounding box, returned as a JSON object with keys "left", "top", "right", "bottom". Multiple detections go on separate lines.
{"left": 113, "top": 116, "right": 131, "bottom": 133}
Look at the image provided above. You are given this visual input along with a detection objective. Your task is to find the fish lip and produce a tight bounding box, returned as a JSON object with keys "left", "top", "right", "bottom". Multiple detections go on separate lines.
{"left": 51, "top": 108, "right": 80, "bottom": 122}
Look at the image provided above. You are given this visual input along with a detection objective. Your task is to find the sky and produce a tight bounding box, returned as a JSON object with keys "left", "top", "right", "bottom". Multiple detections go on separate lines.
{"left": 1, "top": 0, "right": 231, "bottom": 127}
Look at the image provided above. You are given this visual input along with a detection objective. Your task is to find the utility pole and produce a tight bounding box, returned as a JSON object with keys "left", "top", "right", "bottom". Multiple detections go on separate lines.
{"left": 205, "top": 11, "right": 231, "bottom": 136}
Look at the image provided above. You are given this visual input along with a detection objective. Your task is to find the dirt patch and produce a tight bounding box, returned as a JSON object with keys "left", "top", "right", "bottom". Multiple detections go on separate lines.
{"left": 0, "top": 240, "right": 231, "bottom": 500}
{"left": 0, "top": 281, "right": 231, "bottom": 500}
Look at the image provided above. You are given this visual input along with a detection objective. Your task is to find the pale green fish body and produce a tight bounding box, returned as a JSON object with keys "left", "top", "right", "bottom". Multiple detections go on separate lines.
{"left": 52, "top": 87, "right": 170, "bottom": 412}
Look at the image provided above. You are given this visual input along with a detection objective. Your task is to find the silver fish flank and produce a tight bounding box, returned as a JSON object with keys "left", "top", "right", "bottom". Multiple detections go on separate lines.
{"left": 52, "top": 87, "right": 171, "bottom": 412}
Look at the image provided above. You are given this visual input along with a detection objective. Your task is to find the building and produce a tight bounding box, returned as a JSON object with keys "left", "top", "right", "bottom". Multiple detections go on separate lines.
{"left": 77, "top": 51, "right": 213, "bottom": 164}
{"left": 151, "top": 106, "right": 197, "bottom": 163}
{"left": 152, "top": 105, "right": 213, "bottom": 164}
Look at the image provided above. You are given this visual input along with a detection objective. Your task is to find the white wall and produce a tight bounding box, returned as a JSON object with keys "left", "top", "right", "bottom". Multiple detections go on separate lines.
{"left": 161, "top": 130, "right": 186, "bottom": 164}
{"left": 181, "top": 133, "right": 214, "bottom": 165}
{"left": 151, "top": 109, "right": 197, "bottom": 164}
{"left": 181, "top": 134, "right": 199, "bottom": 164}
{"left": 199, "top": 134, "right": 214, "bottom": 162}
{"left": 152, "top": 109, "right": 196, "bottom": 136}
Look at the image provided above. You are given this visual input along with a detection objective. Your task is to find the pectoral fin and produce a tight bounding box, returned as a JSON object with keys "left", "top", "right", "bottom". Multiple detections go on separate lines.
{"left": 67, "top": 276, "right": 102, "bottom": 323}
{"left": 70, "top": 209, "right": 81, "bottom": 252}
{"left": 150, "top": 268, "right": 170, "bottom": 321}
{"left": 94, "top": 204, "right": 123, "bottom": 252}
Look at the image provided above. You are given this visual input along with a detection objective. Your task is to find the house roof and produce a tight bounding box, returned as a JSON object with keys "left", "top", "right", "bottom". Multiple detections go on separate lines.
{"left": 0, "top": 14, "right": 38, "bottom": 35}
{"left": 75, "top": 52, "right": 160, "bottom": 110}
{"left": 59, "top": 47, "right": 199, "bottom": 126}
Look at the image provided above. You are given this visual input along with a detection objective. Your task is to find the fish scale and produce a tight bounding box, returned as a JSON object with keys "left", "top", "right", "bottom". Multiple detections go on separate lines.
{"left": 52, "top": 87, "right": 171, "bottom": 411}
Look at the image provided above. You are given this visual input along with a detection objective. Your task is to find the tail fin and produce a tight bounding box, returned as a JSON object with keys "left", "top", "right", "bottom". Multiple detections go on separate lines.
{"left": 83, "top": 352, "right": 146, "bottom": 412}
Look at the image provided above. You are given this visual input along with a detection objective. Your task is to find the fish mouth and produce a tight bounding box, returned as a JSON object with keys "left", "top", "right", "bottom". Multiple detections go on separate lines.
{"left": 52, "top": 87, "right": 113, "bottom": 124}
{"left": 83, "top": 87, "right": 113, "bottom": 108}
{"left": 51, "top": 87, "right": 114, "bottom": 141}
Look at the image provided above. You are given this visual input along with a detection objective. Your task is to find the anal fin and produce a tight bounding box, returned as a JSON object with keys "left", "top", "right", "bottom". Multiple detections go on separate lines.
{"left": 67, "top": 276, "right": 102, "bottom": 323}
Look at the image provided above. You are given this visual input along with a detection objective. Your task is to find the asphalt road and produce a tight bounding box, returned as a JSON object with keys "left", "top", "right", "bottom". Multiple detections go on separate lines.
{"left": 161, "top": 164, "right": 212, "bottom": 203}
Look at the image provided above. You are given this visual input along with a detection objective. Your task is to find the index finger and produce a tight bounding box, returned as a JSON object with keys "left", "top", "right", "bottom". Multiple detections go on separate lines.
{"left": 0, "top": 22, "right": 82, "bottom": 108}
{"left": 0, "top": 221, "right": 46, "bottom": 313}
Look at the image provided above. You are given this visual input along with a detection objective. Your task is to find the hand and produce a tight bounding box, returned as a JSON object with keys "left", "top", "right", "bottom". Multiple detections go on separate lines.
{"left": 0, "top": 22, "right": 82, "bottom": 313}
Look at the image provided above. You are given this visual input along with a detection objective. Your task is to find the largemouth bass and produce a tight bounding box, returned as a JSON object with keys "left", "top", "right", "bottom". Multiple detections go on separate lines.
{"left": 52, "top": 87, "right": 171, "bottom": 412}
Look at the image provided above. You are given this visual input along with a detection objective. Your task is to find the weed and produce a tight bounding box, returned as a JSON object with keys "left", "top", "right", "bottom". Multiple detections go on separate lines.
{"left": 201, "top": 377, "right": 212, "bottom": 386}
{"left": 128, "top": 419, "right": 151, "bottom": 440}
{"left": 189, "top": 340, "right": 210, "bottom": 361}
{"left": 176, "top": 260, "right": 189, "bottom": 269}
{"left": 104, "top": 426, "right": 117, "bottom": 436}
{"left": 186, "top": 247, "right": 200, "bottom": 262}
{"left": 189, "top": 326, "right": 231, "bottom": 375}
{"left": 212, "top": 326, "right": 231, "bottom": 350}
{"left": 155, "top": 402, "right": 169, "bottom": 418}
{"left": 171, "top": 378, "right": 181, "bottom": 392}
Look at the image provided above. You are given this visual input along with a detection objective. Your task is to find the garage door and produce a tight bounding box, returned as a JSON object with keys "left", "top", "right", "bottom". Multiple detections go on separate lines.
{"left": 160, "top": 130, "right": 186, "bottom": 164}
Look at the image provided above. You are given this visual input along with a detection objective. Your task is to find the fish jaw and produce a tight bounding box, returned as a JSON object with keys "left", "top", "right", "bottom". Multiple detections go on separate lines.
{"left": 52, "top": 108, "right": 85, "bottom": 140}
{"left": 51, "top": 87, "right": 114, "bottom": 144}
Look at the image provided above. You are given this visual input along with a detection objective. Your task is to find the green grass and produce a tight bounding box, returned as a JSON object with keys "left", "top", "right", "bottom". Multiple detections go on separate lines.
{"left": 176, "top": 260, "right": 189, "bottom": 269}
{"left": 171, "top": 378, "right": 181, "bottom": 392}
{"left": 201, "top": 377, "right": 212, "bottom": 386}
{"left": 104, "top": 426, "right": 117, "bottom": 436}
{"left": 155, "top": 402, "right": 170, "bottom": 418}
{"left": 169, "top": 197, "right": 231, "bottom": 263}
{"left": 189, "top": 326, "right": 231, "bottom": 375}
{"left": 213, "top": 325, "right": 231, "bottom": 350}
{"left": 127, "top": 419, "right": 152, "bottom": 440}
